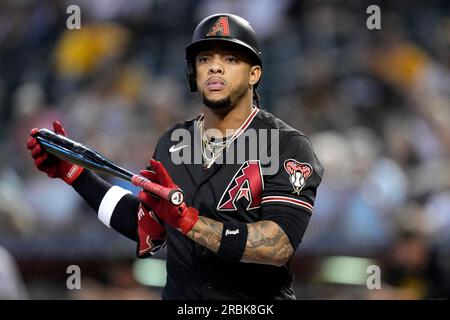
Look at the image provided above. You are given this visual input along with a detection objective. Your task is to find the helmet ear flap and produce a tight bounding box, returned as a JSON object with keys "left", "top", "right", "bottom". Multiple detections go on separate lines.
{"left": 186, "top": 61, "right": 197, "bottom": 92}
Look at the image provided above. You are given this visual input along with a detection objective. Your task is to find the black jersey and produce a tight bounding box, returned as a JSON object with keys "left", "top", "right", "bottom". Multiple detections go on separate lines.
{"left": 152, "top": 107, "right": 323, "bottom": 299}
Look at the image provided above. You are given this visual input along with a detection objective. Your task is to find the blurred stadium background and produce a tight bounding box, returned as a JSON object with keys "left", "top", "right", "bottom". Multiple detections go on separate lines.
{"left": 1, "top": 0, "right": 449, "bottom": 299}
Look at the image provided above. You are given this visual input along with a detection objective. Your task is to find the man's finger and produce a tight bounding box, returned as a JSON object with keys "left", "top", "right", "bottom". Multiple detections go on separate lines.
{"left": 31, "top": 144, "right": 43, "bottom": 159}
{"left": 138, "top": 190, "right": 160, "bottom": 210}
{"left": 140, "top": 170, "right": 159, "bottom": 182}
{"left": 26, "top": 137, "right": 38, "bottom": 149}
{"left": 53, "top": 120, "right": 66, "bottom": 136}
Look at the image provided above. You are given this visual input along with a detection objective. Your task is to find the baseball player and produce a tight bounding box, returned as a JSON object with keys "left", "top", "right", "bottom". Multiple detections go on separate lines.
{"left": 26, "top": 13, "right": 323, "bottom": 299}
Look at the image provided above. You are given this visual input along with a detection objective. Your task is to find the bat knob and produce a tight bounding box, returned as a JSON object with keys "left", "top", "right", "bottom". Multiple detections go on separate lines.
{"left": 169, "top": 190, "right": 184, "bottom": 206}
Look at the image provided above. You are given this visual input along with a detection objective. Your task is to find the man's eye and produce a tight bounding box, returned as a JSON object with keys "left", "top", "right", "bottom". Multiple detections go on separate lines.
{"left": 226, "top": 56, "right": 237, "bottom": 62}
{"left": 198, "top": 57, "right": 209, "bottom": 62}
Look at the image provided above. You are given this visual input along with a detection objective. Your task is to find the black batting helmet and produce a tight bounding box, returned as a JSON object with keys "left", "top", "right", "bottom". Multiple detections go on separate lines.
{"left": 185, "top": 13, "right": 262, "bottom": 92}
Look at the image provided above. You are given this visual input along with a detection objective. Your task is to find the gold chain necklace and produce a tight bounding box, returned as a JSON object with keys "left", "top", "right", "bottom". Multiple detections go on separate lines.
{"left": 199, "top": 119, "right": 232, "bottom": 168}
{"left": 198, "top": 106, "right": 257, "bottom": 168}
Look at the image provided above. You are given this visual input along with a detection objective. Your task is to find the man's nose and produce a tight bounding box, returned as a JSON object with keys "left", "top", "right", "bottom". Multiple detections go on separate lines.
{"left": 209, "top": 56, "right": 224, "bottom": 74}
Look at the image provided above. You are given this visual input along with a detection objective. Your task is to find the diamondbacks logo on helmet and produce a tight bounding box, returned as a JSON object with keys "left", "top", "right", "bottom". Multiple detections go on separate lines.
{"left": 284, "top": 159, "right": 313, "bottom": 195}
{"left": 206, "top": 16, "right": 230, "bottom": 37}
{"left": 217, "top": 160, "right": 264, "bottom": 211}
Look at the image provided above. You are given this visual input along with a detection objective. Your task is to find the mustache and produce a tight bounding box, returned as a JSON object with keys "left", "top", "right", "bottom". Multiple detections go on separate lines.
{"left": 205, "top": 77, "right": 227, "bottom": 86}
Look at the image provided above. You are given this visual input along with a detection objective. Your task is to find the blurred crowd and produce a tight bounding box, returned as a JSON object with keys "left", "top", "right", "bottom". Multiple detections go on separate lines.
{"left": 0, "top": 0, "right": 449, "bottom": 299}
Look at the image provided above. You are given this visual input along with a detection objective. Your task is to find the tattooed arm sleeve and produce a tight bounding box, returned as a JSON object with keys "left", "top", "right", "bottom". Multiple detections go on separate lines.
{"left": 187, "top": 216, "right": 223, "bottom": 253}
{"left": 241, "top": 220, "right": 293, "bottom": 266}
{"left": 187, "top": 216, "right": 293, "bottom": 267}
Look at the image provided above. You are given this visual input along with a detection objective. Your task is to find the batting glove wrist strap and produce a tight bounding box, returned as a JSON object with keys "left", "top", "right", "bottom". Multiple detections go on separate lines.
{"left": 62, "top": 164, "right": 84, "bottom": 184}
{"left": 176, "top": 205, "right": 199, "bottom": 234}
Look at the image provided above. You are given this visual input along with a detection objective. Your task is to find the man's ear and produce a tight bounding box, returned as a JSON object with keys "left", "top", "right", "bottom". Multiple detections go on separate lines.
{"left": 249, "top": 65, "right": 262, "bottom": 86}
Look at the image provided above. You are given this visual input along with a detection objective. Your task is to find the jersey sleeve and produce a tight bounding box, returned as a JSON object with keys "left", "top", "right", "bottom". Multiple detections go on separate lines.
{"left": 71, "top": 170, "right": 138, "bottom": 241}
{"left": 260, "top": 133, "right": 323, "bottom": 251}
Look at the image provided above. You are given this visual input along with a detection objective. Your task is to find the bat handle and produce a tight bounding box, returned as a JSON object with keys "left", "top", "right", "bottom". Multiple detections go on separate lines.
{"left": 131, "top": 175, "right": 184, "bottom": 206}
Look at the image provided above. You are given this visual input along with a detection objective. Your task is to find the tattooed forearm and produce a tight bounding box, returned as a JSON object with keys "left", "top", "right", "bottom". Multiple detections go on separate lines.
{"left": 187, "top": 216, "right": 223, "bottom": 253}
{"left": 187, "top": 217, "right": 293, "bottom": 266}
{"left": 242, "top": 220, "right": 293, "bottom": 267}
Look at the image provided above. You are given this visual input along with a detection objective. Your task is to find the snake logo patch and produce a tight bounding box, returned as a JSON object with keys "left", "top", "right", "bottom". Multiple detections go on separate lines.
{"left": 284, "top": 159, "right": 313, "bottom": 195}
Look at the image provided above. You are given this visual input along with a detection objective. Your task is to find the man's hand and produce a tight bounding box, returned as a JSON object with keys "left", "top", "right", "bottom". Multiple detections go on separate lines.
{"left": 138, "top": 159, "right": 199, "bottom": 235}
{"left": 137, "top": 202, "right": 166, "bottom": 257}
{"left": 26, "top": 121, "right": 84, "bottom": 184}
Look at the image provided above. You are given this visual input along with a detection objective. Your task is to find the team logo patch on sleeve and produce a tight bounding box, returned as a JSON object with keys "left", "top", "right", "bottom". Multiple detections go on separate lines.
{"left": 284, "top": 159, "right": 313, "bottom": 195}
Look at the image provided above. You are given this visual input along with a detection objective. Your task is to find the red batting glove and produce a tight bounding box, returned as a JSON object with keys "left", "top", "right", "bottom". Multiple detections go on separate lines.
{"left": 26, "top": 121, "right": 84, "bottom": 184}
{"left": 136, "top": 202, "right": 166, "bottom": 258}
{"left": 138, "top": 159, "right": 199, "bottom": 235}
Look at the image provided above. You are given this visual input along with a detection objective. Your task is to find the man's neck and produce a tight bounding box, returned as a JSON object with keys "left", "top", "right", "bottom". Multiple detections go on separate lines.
{"left": 202, "top": 97, "right": 254, "bottom": 137}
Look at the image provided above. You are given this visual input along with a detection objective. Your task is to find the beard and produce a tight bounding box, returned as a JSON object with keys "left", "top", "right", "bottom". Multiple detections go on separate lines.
{"left": 202, "top": 95, "right": 232, "bottom": 110}
{"left": 202, "top": 82, "right": 248, "bottom": 111}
